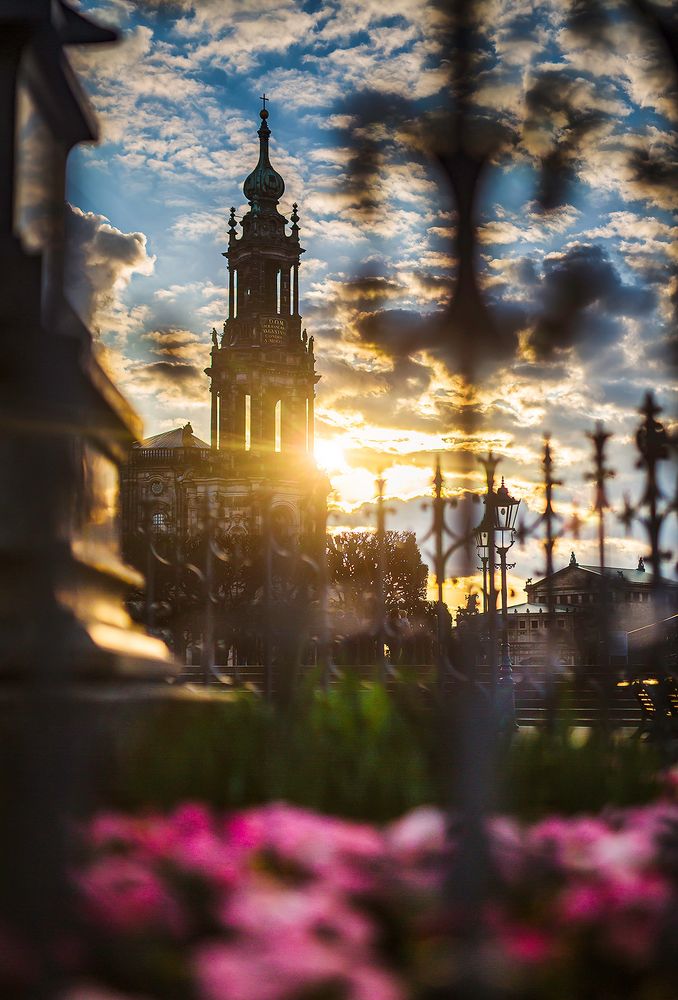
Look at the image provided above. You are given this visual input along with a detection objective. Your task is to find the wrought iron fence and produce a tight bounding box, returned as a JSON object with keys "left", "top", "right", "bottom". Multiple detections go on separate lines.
{"left": 134, "top": 392, "right": 678, "bottom": 740}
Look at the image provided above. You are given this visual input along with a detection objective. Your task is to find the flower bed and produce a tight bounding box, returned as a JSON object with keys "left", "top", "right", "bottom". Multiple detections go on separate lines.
{"left": 5, "top": 791, "right": 677, "bottom": 1000}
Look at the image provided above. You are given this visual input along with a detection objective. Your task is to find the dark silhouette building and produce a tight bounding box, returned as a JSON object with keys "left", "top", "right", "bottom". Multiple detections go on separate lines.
{"left": 122, "top": 102, "right": 326, "bottom": 556}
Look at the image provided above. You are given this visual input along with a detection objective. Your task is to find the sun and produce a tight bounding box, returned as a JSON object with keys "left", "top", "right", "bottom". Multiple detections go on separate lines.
{"left": 315, "top": 436, "right": 349, "bottom": 475}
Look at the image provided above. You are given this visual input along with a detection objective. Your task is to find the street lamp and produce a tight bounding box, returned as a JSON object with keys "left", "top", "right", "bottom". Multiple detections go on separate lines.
{"left": 493, "top": 477, "right": 521, "bottom": 626}
{"left": 493, "top": 478, "right": 520, "bottom": 720}
{"left": 473, "top": 513, "right": 492, "bottom": 613}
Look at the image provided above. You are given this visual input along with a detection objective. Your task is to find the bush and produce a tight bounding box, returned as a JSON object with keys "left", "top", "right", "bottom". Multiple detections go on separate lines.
{"left": 103, "top": 677, "right": 662, "bottom": 821}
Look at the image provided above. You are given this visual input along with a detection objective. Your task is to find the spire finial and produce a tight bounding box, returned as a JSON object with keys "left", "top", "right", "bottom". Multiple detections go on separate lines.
{"left": 259, "top": 93, "right": 270, "bottom": 124}
{"left": 244, "top": 98, "right": 283, "bottom": 205}
{"left": 291, "top": 202, "right": 300, "bottom": 234}
{"left": 228, "top": 206, "right": 237, "bottom": 241}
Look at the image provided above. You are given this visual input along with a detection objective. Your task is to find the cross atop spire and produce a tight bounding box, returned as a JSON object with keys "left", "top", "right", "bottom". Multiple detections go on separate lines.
{"left": 260, "top": 93, "right": 269, "bottom": 111}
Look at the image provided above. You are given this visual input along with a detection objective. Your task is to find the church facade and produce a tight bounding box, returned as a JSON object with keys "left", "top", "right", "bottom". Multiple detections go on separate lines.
{"left": 121, "top": 102, "right": 326, "bottom": 563}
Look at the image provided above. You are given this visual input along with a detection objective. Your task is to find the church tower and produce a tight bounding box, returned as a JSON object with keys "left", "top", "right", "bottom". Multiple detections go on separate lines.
{"left": 206, "top": 99, "right": 322, "bottom": 539}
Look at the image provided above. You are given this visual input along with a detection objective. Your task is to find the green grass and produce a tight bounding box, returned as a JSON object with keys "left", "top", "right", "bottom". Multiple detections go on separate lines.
{"left": 102, "top": 676, "right": 663, "bottom": 821}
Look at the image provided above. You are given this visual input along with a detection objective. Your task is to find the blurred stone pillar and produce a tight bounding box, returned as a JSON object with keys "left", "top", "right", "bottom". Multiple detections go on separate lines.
{"left": 0, "top": 4, "right": 174, "bottom": 992}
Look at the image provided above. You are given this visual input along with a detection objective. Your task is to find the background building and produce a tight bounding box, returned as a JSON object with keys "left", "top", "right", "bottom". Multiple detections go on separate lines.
{"left": 458, "top": 551, "right": 678, "bottom": 674}
{"left": 122, "top": 103, "right": 326, "bottom": 564}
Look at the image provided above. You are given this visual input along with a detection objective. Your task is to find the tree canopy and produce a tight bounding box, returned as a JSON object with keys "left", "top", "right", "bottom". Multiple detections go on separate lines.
{"left": 327, "top": 530, "right": 429, "bottom": 617}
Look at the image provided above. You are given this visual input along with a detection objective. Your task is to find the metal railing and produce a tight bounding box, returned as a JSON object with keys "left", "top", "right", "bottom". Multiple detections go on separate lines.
{"left": 136, "top": 392, "right": 677, "bottom": 733}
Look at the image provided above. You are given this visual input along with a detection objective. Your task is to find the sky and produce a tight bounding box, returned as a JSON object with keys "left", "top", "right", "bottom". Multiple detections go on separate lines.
{"left": 65, "top": 0, "right": 677, "bottom": 608}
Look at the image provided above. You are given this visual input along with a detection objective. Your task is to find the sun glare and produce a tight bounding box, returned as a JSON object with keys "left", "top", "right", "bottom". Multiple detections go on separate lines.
{"left": 315, "top": 437, "right": 349, "bottom": 474}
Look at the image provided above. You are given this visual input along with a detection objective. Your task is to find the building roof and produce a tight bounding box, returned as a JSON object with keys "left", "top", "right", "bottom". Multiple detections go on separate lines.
{"left": 507, "top": 602, "right": 571, "bottom": 615}
{"left": 475, "top": 602, "right": 572, "bottom": 619}
{"left": 528, "top": 559, "right": 678, "bottom": 590}
{"left": 577, "top": 564, "right": 655, "bottom": 585}
{"left": 135, "top": 423, "right": 209, "bottom": 450}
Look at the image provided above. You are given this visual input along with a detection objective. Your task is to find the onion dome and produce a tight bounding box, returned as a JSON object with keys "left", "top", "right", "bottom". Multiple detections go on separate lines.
{"left": 243, "top": 106, "right": 285, "bottom": 208}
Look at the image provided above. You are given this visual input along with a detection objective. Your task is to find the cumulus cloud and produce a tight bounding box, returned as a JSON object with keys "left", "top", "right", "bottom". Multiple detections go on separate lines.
{"left": 528, "top": 244, "right": 656, "bottom": 360}
{"left": 68, "top": 0, "right": 676, "bottom": 543}
{"left": 125, "top": 358, "right": 206, "bottom": 404}
{"left": 121, "top": 325, "right": 211, "bottom": 405}
{"left": 65, "top": 204, "right": 155, "bottom": 339}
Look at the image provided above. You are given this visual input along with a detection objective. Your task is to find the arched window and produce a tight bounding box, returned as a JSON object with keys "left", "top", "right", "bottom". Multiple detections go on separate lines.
{"left": 274, "top": 399, "right": 282, "bottom": 453}
{"left": 151, "top": 510, "right": 167, "bottom": 533}
{"left": 271, "top": 505, "right": 294, "bottom": 544}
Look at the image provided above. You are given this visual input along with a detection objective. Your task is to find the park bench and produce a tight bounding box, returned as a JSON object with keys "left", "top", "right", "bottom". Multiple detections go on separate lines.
{"left": 626, "top": 678, "right": 677, "bottom": 740}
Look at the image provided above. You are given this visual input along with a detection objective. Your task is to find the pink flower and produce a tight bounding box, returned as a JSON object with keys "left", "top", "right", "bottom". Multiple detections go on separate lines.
{"left": 88, "top": 812, "right": 175, "bottom": 859}
{"left": 345, "top": 964, "right": 405, "bottom": 1000}
{"left": 220, "top": 881, "right": 374, "bottom": 948}
{"left": 225, "top": 804, "right": 383, "bottom": 893}
{"left": 528, "top": 816, "right": 611, "bottom": 873}
{"left": 78, "top": 857, "right": 184, "bottom": 936}
{"left": 88, "top": 813, "right": 139, "bottom": 849}
{"left": 193, "top": 936, "right": 350, "bottom": 1000}
{"left": 498, "top": 923, "right": 554, "bottom": 966}
{"left": 559, "top": 883, "right": 608, "bottom": 922}
{"left": 387, "top": 807, "right": 447, "bottom": 859}
{"left": 488, "top": 817, "right": 525, "bottom": 885}
{"left": 194, "top": 941, "right": 288, "bottom": 1000}
{"left": 386, "top": 807, "right": 448, "bottom": 892}
{"left": 163, "top": 804, "right": 241, "bottom": 887}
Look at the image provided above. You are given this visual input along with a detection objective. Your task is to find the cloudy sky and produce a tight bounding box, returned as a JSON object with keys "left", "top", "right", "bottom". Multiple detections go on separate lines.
{"left": 67, "top": 0, "right": 677, "bottom": 605}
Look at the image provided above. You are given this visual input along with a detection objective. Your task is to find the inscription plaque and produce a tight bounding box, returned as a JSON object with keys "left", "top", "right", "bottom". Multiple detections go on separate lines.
{"left": 261, "top": 315, "right": 287, "bottom": 346}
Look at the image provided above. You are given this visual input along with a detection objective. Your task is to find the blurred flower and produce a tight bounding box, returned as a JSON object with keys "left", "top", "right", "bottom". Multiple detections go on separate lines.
{"left": 65, "top": 799, "right": 678, "bottom": 999}
{"left": 78, "top": 856, "right": 184, "bottom": 936}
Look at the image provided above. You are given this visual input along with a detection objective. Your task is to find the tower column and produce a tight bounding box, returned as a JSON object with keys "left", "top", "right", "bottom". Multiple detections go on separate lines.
{"left": 219, "top": 387, "right": 229, "bottom": 451}
{"left": 228, "top": 266, "right": 235, "bottom": 320}
{"left": 281, "top": 265, "right": 291, "bottom": 316}
{"left": 262, "top": 389, "right": 276, "bottom": 455}
{"left": 210, "top": 381, "right": 218, "bottom": 449}
{"left": 293, "top": 263, "right": 299, "bottom": 315}
{"left": 308, "top": 393, "right": 315, "bottom": 453}
{"left": 250, "top": 388, "right": 264, "bottom": 452}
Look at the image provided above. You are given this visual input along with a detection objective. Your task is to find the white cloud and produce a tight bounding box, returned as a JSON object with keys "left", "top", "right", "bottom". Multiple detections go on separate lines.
{"left": 65, "top": 204, "right": 155, "bottom": 342}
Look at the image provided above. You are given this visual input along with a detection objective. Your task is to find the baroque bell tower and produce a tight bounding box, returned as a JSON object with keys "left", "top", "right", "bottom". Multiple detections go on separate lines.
{"left": 206, "top": 99, "right": 322, "bottom": 538}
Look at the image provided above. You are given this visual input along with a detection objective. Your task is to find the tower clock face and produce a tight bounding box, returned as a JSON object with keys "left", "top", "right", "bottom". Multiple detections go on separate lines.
{"left": 151, "top": 480, "right": 163, "bottom": 496}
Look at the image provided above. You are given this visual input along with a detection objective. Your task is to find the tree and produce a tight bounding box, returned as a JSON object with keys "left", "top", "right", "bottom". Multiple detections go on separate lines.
{"left": 327, "top": 530, "right": 429, "bottom": 618}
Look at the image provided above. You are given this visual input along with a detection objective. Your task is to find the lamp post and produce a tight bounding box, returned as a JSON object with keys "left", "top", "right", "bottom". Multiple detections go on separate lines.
{"left": 494, "top": 478, "right": 520, "bottom": 628}
{"left": 493, "top": 478, "right": 520, "bottom": 730}
{"left": 473, "top": 514, "right": 491, "bottom": 613}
